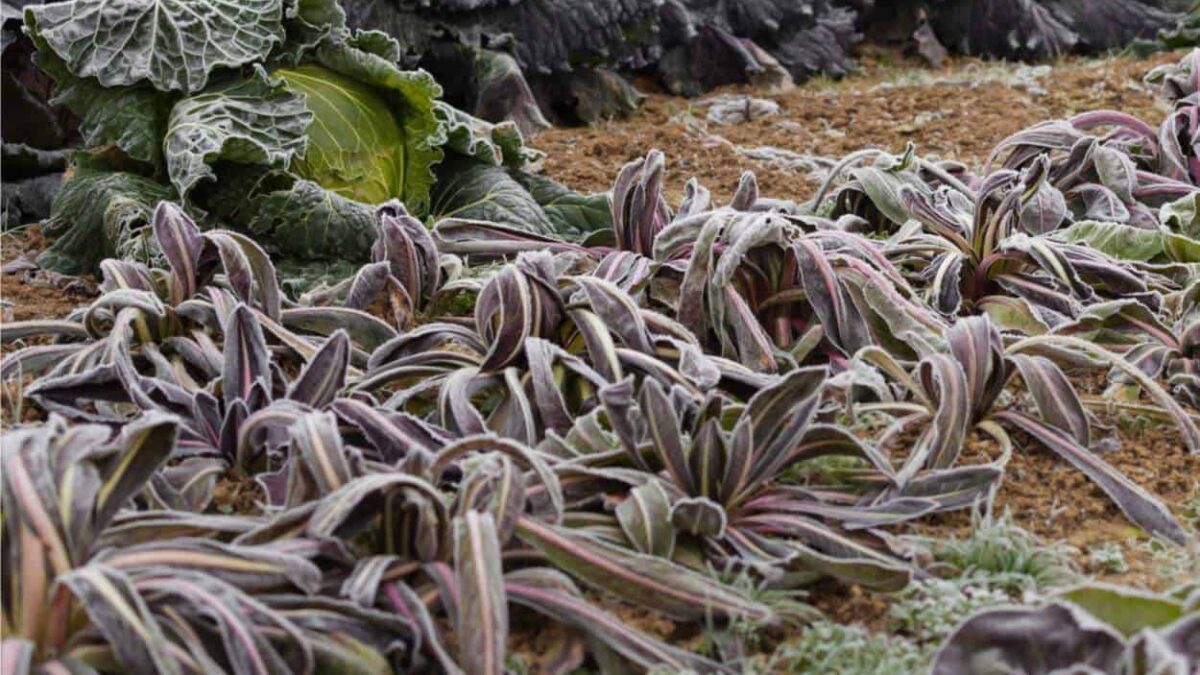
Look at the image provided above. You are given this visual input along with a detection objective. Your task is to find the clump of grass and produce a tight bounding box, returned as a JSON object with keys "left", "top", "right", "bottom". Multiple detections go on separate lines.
{"left": 695, "top": 564, "right": 821, "bottom": 663}
{"left": 883, "top": 511, "right": 1079, "bottom": 648}
{"left": 1087, "top": 542, "right": 1129, "bottom": 574}
{"left": 1141, "top": 538, "right": 1200, "bottom": 586}
{"left": 504, "top": 654, "right": 532, "bottom": 675}
{"left": 889, "top": 577, "right": 1011, "bottom": 643}
{"left": 754, "top": 621, "right": 929, "bottom": 675}
{"left": 1, "top": 370, "right": 27, "bottom": 428}
{"left": 915, "top": 510, "right": 1078, "bottom": 595}
{"left": 1179, "top": 486, "right": 1200, "bottom": 531}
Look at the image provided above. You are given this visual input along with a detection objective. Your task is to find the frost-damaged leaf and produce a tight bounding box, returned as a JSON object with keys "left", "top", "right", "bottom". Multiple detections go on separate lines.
{"left": 1054, "top": 584, "right": 1185, "bottom": 637}
{"left": 132, "top": 568, "right": 311, "bottom": 674}
{"left": 908, "top": 354, "right": 969, "bottom": 475}
{"left": 1019, "top": 180, "right": 1067, "bottom": 235}
{"left": 307, "top": 473, "right": 447, "bottom": 553}
{"left": 438, "top": 100, "right": 526, "bottom": 168}
{"left": 738, "top": 514, "right": 914, "bottom": 591}
{"left": 374, "top": 203, "right": 441, "bottom": 306}
{"left": 289, "top": 411, "right": 355, "bottom": 496}
{"left": 612, "top": 150, "right": 670, "bottom": 256}
{"left": 165, "top": 67, "right": 311, "bottom": 199}
{"left": 204, "top": 166, "right": 378, "bottom": 262}
{"left": 203, "top": 230, "right": 283, "bottom": 320}
{"left": 474, "top": 259, "right": 562, "bottom": 372}
{"left": 572, "top": 276, "right": 653, "bottom": 354}
{"left": 0, "top": 320, "right": 88, "bottom": 344}
{"left": 430, "top": 435, "right": 564, "bottom": 524}
{"left": 514, "top": 516, "right": 771, "bottom": 622}
{"left": 95, "top": 412, "right": 180, "bottom": 527}
{"left": 511, "top": 171, "right": 612, "bottom": 239}
{"left": 1008, "top": 354, "right": 1089, "bottom": 446}
{"left": 36, "top": 160, "right": 175, "bottom": 274}
{"left": 639, "top": 379, "right": 693, "bottom": 496}
{"left": 100, "top": 539, "right": 321, "bottom": 593}
{"left": 946, "top": 316, "right": 1006, "bottom": 419}
{"left": 458, "top": 454, "right": 528, "bottom": 543}
{"left": 670, "top": 496, "right": 727, "bottom": 538}
{"left": 740, "top": 366, "right": 826, "bottom": 491}
{"left": 433, "top": 218, "right": 588, "bottom": 258}
{"left": 794, "top": 238, "right": 869, "bottom": 356}
{"left": 31, "top": 47, "right": 174, "bottom": 166}
{"left": 1057, "top": 220, "right": 1164, "bottom": 262}
{"left": 454, "top": 511, "right": 507, "bottom": 675}
{"left": 25, "top": 0, "right": 284, "bottom": 93}
{"left": 282, "top": 307, "right": 397, "bottom": 353}
{"left": 994, "top": 410, "right": 1189, "bottom": 545}
{"left": 1011, "top": 335, "right": 1200, "bottom": 454}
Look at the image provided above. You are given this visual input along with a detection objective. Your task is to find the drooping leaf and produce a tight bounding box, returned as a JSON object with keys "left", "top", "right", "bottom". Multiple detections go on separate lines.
{"left": 505, "top": 568, "right": 731, "bottom": 674}
{"left": 932, "top": 602, "right": 1125, "bottom": 675}
{"left": 37, "top": 160, "right": 175, "bottom": 274}
{"left": 510, "top": 171, "right": 612, "bottom": 239}
{"left": 515, "top": 516, "right": 771, "bottom": 622}
{"left": 57, "top": 564, "right": 181, "bottom": 674}
{"left": 994, "top": 410, "right": 1189, "bottom": 545}
{"left": 1057, "top": 220, "right": 1164, "bottom": 262}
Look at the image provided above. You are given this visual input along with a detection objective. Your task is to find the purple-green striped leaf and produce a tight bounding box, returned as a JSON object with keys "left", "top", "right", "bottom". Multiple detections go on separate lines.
{"left": 453, "top": 511, "right": 507, "bottom": 675}
{"left": 505, "top": 567, "right": 732, "bottom": 673}
{"left": 515, "top": 516, "right": 771, "bottom": 622}
{"left": 995, "top": 410, "right": 1188, "bottom": 545}
{"left": 286, "top": 330, "right": 350, "bottom": 408}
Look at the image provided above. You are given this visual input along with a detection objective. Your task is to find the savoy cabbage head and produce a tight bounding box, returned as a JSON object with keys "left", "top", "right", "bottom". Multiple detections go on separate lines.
{"left": 23, "top": 0, "right": 604, "bottom": 273}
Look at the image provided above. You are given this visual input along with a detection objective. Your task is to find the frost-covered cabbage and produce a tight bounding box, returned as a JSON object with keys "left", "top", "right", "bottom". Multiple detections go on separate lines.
{"left": 21, "top": 0, "right": 605, "bottom": 273}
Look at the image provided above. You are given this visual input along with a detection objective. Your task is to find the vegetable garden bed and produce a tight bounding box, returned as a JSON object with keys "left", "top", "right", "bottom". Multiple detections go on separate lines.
{"left": 1, "top": 3, "right": 1199, "bottom": 672}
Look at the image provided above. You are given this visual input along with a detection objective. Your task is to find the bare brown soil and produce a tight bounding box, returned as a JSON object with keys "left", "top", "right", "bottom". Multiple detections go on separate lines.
{"left": 211, "top": 473, "right": 266, "bottom": 516}
{"left": 0, "top": 225, "right": 95, "bottom": 323}
{"left": 533, "top": 51, "right": 1183, "bottom": 203}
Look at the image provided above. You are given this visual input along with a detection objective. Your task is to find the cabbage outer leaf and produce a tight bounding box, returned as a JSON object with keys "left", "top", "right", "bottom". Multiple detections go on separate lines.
{"left": 25, "top": 0, "right": 284, "bottom": 94}
{"left": 164, "top": 67, "right": 312, "bottom": 199}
